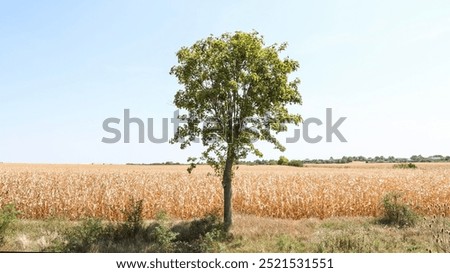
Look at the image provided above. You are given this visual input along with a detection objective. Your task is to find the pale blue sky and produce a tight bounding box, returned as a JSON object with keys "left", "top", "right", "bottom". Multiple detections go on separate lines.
{"left": 1, "top": 0, "right": 449, "bottom": 163}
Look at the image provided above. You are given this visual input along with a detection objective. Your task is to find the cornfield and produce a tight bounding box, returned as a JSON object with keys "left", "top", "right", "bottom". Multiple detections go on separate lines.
{"left": 1, "top": 163, "right": 449, "bottom": 220}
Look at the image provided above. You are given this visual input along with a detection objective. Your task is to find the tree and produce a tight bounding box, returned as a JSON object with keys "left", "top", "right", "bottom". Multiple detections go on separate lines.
{"left": 170, "top": 31, "right": 302, "bottom": 231}
{"left": 278, "top": 156, "right": 289, "bottom": 165}
{"left": 288, "top": 159, "right": 303, "bottom": 167}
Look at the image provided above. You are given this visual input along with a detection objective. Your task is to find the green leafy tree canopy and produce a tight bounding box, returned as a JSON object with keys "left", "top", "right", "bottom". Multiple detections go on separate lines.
{"left": 170, "top": 31, "right": 302, "bottom": 230}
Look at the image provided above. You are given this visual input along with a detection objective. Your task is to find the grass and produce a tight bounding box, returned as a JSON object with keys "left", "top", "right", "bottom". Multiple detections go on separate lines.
{"left": 0, "top": 204, "right": 19, "bottom": 246}
{"left": 1, "top": 214, "right": 448, "bottom": 253}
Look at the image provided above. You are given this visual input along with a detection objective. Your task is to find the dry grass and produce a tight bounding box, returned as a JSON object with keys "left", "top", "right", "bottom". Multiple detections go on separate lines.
{"left": 1, "top": 214, "right": 440, "bottom": 252}
{"left": 1, "top": 163, "right": 449, "bottom": 221}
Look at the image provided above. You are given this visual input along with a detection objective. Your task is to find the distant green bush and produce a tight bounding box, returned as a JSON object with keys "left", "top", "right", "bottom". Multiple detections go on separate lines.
{"left": 288, "top": 160, "right": 303, "bottom": 167}
{"left": 393, "top": 163, "right": 417, "bottom": 169}
{"left": 278, "top": 156, "right": 289, "bottom": 165}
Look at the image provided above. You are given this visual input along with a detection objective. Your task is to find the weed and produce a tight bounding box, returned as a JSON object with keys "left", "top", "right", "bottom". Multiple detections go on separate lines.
{"left": 118, "top": 198, "right": 144, "bottom": 238}
{"left": 379, "top": 192, "right": 418, "bottom": 228}
{"left": 316, "top": 231, "right": 368, "bottom": 253}
{"left": 0, "top": 204, "right": 19, "bottom": 245}
{"left": 152, "top": 211, "right": 178, "bottom": 252}
{"left": 427, "top": 212, "right": 450, "bottom": 253}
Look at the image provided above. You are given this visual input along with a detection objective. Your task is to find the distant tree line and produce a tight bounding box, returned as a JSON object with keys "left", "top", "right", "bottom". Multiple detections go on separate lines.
{"left": 125, "top": 155, "right": 449, "bottom": 166}
{"left": 239, "top": 154, "right": 450, "bottom": 166}
{"left": 126, "top": 162, "right": 182, "bottom": 166}
{"left": 238, "top": 157, "right": 303, "bottom": 167}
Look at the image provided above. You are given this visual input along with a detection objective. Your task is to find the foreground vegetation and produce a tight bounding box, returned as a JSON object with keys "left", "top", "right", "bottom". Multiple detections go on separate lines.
{"left": 1, "top": 212, "right": 449, "bottom": 253}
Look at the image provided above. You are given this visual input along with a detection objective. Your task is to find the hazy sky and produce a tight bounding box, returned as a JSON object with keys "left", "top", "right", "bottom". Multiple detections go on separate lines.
{"left": 1, "top": 0, "right": 449, "bottom": 164}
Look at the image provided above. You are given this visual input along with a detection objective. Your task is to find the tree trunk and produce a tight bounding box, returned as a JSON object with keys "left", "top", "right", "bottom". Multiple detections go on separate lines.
{"left": 222, "top": 151, "right": 234, "bottom": 232}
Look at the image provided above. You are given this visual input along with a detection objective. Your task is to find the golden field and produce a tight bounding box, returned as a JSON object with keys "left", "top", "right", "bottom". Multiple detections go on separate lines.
{"left": 1, "top": 163, "right": 449, "bottom": 220}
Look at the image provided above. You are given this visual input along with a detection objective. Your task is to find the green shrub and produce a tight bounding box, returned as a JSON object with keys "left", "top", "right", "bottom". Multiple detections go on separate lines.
{"left": 0, "top": 204, "right": 19, "bottom": 245}
{"left": 175, "top": 213, "right": 221, "bottom": 242}
{"left": 288, "top": 160, "right": 303, "bottom": 167}
{"left": 198, "top": 227, "right": 228, "bottom": 252}
{"left": 119, "top": 198, "right": 144, "bottom": 237}
{"left": 171, "top": 212, "right": 229, "bottom": 252}
{"left": 153, "top": 224, "right": 178, "bottom": 252}
{"left": 49, "top": 199, "right": 148, "bottom": 252}
{"left": 193, "top": 213, "right": 228, "bottom": 252}
{"left": 278, "top": 156, "right": 289, "bottom": 165}
{"left": 61, "top": 218, "right": 106, "bottom": 252}
{"left": 46, "top": 203, "right": 232, "bottom": 253}
{"left": 380, "top": 192, "right": 418, "bottom": 228}
{"left": 152, "top": 211, "right": 178, "bottom": 252}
